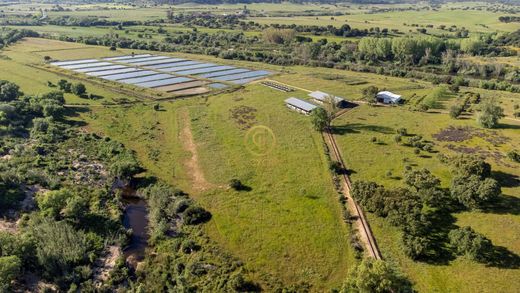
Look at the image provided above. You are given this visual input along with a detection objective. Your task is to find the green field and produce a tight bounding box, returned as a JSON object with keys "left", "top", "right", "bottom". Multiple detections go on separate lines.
{"left": 331, "top": 102, "right": 520, "bottom": 292}
{"left": 0, "top": 38, "right": 355, "bottom": 290}
{"left": 1, "top": 20, "right": 519, "bottom": 290}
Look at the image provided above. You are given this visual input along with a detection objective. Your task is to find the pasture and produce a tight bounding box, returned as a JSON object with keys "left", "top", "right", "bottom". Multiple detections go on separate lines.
{"left": 332, "top": 99, "right": 520, "bottom": 292}
{"left": 0, "top": 39, "right": 355, "bottom": 290}
{"left": 1, "top": 33, "right": 519, "bottom": 291}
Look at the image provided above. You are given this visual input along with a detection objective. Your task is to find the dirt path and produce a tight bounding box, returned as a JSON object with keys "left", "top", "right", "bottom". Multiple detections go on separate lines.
{"left": 179, "top": 109, "right": 214, "bottom": 191}
{"left": 92, "top": 245, "right": 121, "bottom": 286}
{"left": 323, "top": 130, "right": 382, "bottom": 259}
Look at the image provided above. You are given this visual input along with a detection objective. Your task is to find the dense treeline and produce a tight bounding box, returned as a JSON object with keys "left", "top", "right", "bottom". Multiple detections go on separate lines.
{"left": 43, "top": 26, "right": 520, "bottom": 94}
{"left": 0, "top": 28, "right": 39, "bottom": 49}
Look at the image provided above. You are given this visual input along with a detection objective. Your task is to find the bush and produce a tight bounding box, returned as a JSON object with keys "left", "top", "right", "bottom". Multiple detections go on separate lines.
{"left": 449, "top": 104, "right": 464, "bottom": 119}
{"left": 71, "top": 83, "right": 86, "bottom": 96}
{"left": 183, "top": 206, "right": 211, "bottom": 225}
{"left": 229, "top": 179, "right": 245, "bottom": 191}
{"left": 329, "top": 161, "right": 343, "bottom": 174}
{"left": 449, "top": 226, "right": 493, "bottom": 262}
{"left": 507, "top": 150, "right": 520, "bottom": 163}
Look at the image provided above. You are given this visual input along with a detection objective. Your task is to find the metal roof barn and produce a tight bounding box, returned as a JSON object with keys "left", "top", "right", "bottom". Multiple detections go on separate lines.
{"left": 285, "top": 97, "right": 318, "bottom": 114}
{"left": 308, "top": 91, "right": 345, "bottom": 104}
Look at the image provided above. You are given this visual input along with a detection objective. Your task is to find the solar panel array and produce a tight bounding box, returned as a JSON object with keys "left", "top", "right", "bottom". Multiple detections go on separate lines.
{"left": 50, "top": 54, "right": 272, "bottom": 96}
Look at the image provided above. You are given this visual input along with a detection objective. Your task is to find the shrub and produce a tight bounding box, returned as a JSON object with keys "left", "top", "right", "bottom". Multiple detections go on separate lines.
{"left": 507, "top": 150, "right": 520, "bottom": 163}
{"left": 183, "top": 206, "right": 211, "bottom": 225}
{"left": 449, "top": 226, "right": 493, "bottom": 262}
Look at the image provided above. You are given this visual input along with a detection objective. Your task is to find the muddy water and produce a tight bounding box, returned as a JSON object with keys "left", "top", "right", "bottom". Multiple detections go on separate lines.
{"left": 121, "top": 187, "right": 148, "bottom": 268}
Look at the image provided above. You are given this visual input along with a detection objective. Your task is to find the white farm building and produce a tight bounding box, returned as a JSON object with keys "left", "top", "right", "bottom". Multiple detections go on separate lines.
{"left": 284, "top": 97, "right": 318, "bottom": 115}
{"left": 308, "top": 91, "right": 346, "bottom": 107}
{"left": 376, "top": 91, "right": 402, "bottom": 104}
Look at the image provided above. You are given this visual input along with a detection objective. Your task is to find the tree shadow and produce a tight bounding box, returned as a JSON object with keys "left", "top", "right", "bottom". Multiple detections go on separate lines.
{"left": 497, "top": 123, "right": 520, "bottom": 130}
{"left": 485, "top": 246, "right": 520, "bottom": 269}
{"left": 492, "top": 170, "right": 520, "bottom": 188}
{"left": 330, "top": 123, "right": 395, "bottom": 135}
{"left": 481, "top": 194, "right": 520, "bottom": 215}
{"left": 421, "top": 210, "right": 458, "bottom": 265}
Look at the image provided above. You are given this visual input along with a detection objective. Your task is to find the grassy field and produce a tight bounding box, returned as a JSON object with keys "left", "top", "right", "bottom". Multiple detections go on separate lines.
{"left": 331, "top": 99, "right": 520, "bottom": 292}
{"left": 2, "top": 34, "right": 519, "bottom": 291}
{"left": 0, "top": 38, "right": 355, "bottom": 290}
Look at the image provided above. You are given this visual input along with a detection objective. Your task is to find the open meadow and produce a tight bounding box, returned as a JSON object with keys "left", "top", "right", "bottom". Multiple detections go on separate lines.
{"left": 0, "top": 0, "right": 519, "bottom": 289}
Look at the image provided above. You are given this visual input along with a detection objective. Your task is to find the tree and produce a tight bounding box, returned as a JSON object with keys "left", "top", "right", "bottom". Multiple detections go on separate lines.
{"left": 451, "top": 175, "right": 501, "bottom": 209}
{"left": 0, "top": 255, "right": 21, "bottom": 291}
{"left": 341, "top": 259, "right": 412, "bottom": 293}
{"left": 0, "top": 81, "right": 21, "bottom": 102}
{"left": 71, "top": 83, "right": 86, "bottom": 96}
{"left": 477, "top": 97, "right": 504, "bottom": 129}
{"left": 311, "top": 107, "right": 329, "bottom": 131}
{"left": 362, "top": 86, "right": 379, "bottom": 105}
{"left": 57, "top": 79, "right": 72, "bottom": 93}
{"left": 449, "top": 226, "right": 493, "bottom": 262}
{"left": 404, "top": 168, "right": 440, "bottom": 190}
{"left": 451, "top": 154, "right": 491, "bottom": 179}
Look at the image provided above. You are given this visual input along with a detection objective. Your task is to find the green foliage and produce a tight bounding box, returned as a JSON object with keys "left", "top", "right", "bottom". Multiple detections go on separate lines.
{"left": 0, "top": 255, "right": 21, "bottom": 291}
{"left": 477, "top": 97, "right": 504, "bottom": 128}
{"left": 310, "top": 107, "right": 329, "bottom": 131}
{"left": 0, "top": 80, "right": 22, "bottom": 102}
{"left": 451, "top": 175, "right": 501, "bottom": 210}
{"left": 58, "top": 79, "right": 72, "bottom": 93}
{"left": 449, "top": 104, "right": 463, "bottom": 119}
{"left": 448, "top": 226, "right": 493, "bottom": 262}
{"left": 71, "top": 83, "right": 86, "bottom": 96}
{"left": 450, "top": 154, "right": 491, "bottom": 179}
{"left": 362, "top": 86, "right": 379, "bottom": 104}
{"left": 507, "top": 150, "right": 520, "bottom": 163}
{"left": 341, "top": 258, "right": 412, "bottom": 293}
{"left": 183, "top": 206, "right": 211, "bottom": 225}
{"left": 29, "top": 218, "right": 91, "bottom": 281}
{"left": 36, "top": 188, "right": 72, "bottom": 218}
{"left": 404, "top": 168, "right": 440, "bottom": 191}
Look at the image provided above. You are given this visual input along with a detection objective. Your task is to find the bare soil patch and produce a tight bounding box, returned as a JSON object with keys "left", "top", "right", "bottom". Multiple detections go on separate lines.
{"left": 229, "top": 105, "right": 257, "bottom": 130}
{"left": 433, "top": 126, "right": 509, "bottom": 145}
{"left": 179, "top": 109, "right": 214, "bottom": 191}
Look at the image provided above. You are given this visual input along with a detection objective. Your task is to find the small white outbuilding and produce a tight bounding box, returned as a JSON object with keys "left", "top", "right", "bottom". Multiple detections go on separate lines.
{"left": 376, "top": 91, "right": 402, "bottom": 104}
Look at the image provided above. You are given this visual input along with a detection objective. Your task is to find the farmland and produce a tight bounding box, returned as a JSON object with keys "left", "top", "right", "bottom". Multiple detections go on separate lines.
{"left": 0, "top": 1, "right": 519, "bottom": 292}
